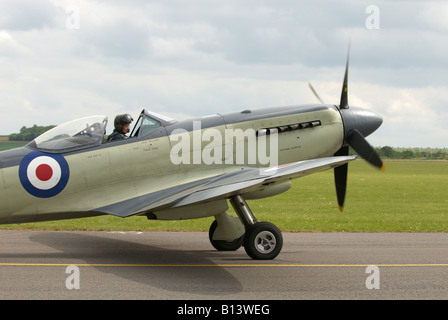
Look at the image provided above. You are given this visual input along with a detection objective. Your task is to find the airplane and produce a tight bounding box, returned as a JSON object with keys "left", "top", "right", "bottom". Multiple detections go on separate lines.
{"left": 0, "top": 47, "right": 384, "bottom": 260}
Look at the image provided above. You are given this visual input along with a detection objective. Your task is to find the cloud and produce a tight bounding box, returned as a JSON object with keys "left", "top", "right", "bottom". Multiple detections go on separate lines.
{"left": 0, "top": 0, "right": 58, "bottom": 30}
{"left": 0, "top": 0, "right": 446, "bottom": 147}
{"left": 0, "top": 30, "right": 30, "bottom": 56}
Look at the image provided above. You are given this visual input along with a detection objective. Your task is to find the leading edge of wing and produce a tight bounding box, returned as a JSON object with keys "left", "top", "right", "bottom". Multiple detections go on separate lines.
{"left": 172, "top": 155, "right": 357, "bottom": 208}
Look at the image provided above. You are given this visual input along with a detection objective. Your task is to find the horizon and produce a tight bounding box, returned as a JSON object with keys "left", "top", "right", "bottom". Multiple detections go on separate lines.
{"left": 1, "top": 131, "right": 447, "bottom": 151}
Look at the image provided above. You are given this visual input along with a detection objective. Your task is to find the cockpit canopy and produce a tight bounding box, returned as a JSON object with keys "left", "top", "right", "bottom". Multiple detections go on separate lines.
{"left": 26, "top": 110, "right": 177, "bottom": 153}
{"left": 26, "top": 116, "right": 108, "bottom": 153}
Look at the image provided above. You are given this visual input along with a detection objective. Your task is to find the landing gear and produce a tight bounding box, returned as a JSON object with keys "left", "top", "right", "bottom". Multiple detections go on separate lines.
{"left": 209, "top": 194, "right": 283, "bottom": 260}
{"left": 209, "top": 220, "right": 244, "bottom": 251}
{"left": 243, "top": 222, "right": 283, "bottom": 260}
{"left": 231, "top": 195, "right": 283, "bottom": 260}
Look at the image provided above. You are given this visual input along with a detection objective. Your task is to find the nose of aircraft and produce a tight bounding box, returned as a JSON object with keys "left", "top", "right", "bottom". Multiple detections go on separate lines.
{"left": 339, "top": 106, "right": 383, "bottom": 142}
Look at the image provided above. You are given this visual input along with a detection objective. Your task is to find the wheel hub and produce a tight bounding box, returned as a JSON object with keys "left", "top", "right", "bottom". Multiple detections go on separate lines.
{"left": 254, "top": 231, "right": 276, "bottom": 254}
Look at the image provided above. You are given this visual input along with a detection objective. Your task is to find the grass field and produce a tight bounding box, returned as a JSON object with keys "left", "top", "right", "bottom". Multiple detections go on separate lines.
{"left": 0, "top": 159, "right": 447, "bottom": 232}
{"left": 0, "top": 141, "right": 27, "bottom": 151}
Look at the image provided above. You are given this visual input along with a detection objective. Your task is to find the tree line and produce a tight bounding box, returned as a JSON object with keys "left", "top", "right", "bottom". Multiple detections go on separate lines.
{"left": 364, "top": 146, "right": 447, "bottom": 160}
{"left": 8, "top": 124, "right": 56, "bottom": 141}
{"left": 377, "top": 146, "right": 447, "bottom": 160}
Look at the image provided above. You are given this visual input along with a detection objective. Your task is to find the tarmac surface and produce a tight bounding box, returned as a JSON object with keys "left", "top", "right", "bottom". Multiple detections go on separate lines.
{"left": 0, "top": 230, "right": 447, "bottom": 300}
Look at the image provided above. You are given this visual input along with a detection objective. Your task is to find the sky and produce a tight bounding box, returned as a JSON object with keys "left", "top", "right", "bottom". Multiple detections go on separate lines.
{"left": 0, "top": 0, "right": 447, "bottom": 148}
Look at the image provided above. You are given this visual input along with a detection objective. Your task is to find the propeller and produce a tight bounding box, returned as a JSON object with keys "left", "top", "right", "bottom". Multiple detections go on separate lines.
{"left": 346, "top": 129, "right": 385, "bottom": 171}
{"left": 339, "top": 40, "right": 351, "bottom": 110}
{"left": 308, "top": 82, "right": 325, "bottom": 104}
{"left": 308, "top": 41, "right": 385, "bottom": 211}
{"left": 334, "top": 146, "right": 349, "bottom": 212}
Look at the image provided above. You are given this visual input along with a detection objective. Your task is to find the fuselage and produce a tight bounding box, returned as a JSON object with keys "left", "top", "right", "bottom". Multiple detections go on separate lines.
{"left": 0, "top": 104, "right": 349, "bottom": 224}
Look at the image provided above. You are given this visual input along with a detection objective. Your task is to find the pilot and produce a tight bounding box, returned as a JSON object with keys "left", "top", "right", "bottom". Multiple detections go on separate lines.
{"left": 107, "top": 113, "right": 134, "bottom": 142}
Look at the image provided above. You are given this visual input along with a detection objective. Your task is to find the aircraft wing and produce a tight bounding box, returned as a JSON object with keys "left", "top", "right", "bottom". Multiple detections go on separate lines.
{"left": 93, "top": 156, "right": 356, "bottom": 218}
{"left": 172, "top": 156, "right": 356, "bottom": 207}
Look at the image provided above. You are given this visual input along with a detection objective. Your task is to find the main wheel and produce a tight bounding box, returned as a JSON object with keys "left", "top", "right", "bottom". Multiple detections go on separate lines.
{"left": 209, "top": 220, "right": 244, "bottom": 251}
{"left": 243, "top": 222, "right": 283, "bottom": 260}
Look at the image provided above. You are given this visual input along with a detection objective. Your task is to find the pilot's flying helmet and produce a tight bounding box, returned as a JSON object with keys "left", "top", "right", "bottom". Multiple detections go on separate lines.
{"left": 114, "top": 113, "right": 133, "bottom": 132}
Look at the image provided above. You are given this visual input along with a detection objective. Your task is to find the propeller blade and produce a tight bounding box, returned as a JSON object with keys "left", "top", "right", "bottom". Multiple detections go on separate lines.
{"left": 347, "top": 129, "right": 385, "bottom": 171}
{"left": 312, "top": 39, "right": 384, "bottom": 212}
{"left": 334, "top": 146, "right": 349, "bottom": 211}
{"left": 308, "top": 82, "right": 325, "bottom": 104}
{"left": 339, "top": 40, "right": 351, "bottom": 109}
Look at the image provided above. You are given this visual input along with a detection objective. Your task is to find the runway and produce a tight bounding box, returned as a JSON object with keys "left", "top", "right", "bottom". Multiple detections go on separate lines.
{"left": 0, "top": 230, "right": 447, "bottom": 299}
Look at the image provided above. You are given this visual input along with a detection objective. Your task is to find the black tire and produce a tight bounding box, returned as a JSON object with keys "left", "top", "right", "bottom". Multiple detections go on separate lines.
{"left": 243, "top": 222, "right": 283, "bottom": 260}
{"left": 208, "top": 220, "right": 244, "bottom": 251}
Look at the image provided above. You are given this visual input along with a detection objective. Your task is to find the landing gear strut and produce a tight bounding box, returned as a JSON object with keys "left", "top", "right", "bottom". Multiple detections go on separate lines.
{"left": 230, "top": 195, "right": 283, "bottom": 260}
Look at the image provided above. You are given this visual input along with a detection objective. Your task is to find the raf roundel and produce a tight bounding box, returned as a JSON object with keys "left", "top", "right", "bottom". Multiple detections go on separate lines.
{"left": 19, "top": 151, "right": 70, "bottom": 198}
